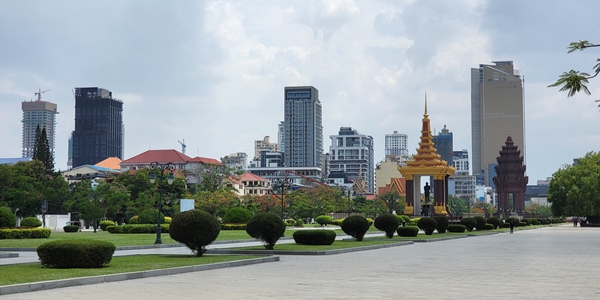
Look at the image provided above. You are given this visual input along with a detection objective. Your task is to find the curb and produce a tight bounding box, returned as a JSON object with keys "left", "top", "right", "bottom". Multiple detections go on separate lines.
{"left": 0, "top": 256, "right": 279, "bottom": 296}
{"left": 0, "top": 252, "right": 19, "bottom": 259}
{"left": 207, "top": 241, "right": 413, "bottom": 255}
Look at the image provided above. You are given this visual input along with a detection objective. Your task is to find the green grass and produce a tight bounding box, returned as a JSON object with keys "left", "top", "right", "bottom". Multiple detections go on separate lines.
{"left": 0, "top": 254, "right": 260, "bottom": 286}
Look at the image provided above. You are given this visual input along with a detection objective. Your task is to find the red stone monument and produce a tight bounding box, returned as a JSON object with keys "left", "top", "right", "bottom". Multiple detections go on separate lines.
{"left": 493, "top": 136, "right": 528, "bottom": 217}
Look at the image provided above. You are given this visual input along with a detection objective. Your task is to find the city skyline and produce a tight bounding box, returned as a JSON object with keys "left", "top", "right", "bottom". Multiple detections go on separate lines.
{"left": 2, "top": 1, "right": 600, "bottom": 183}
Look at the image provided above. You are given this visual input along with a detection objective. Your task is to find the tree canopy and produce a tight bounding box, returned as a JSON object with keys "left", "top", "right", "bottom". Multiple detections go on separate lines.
{"left": 548, "top": 151, "right": 600, "bottom": 218}
{"left": 32, "top": 125, "right": 54, "bottom": 174}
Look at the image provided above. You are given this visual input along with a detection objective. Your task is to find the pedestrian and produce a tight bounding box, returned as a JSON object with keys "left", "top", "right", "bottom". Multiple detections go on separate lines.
{"left": 574, "top": 217, "right": 578, "bottom": 227}
{"left": 509, "top": 220, "right": 514, "bottom": 234}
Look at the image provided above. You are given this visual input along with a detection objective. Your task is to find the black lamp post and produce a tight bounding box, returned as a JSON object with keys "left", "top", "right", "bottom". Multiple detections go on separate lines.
{"left": 148, "top": 162, "right": 175, "bottom": 245}
{"left": 273, "top": 178, "right": 292, "bottom": 220}
{"left": 90, "top": 177, "right": 100, "bottom": 233}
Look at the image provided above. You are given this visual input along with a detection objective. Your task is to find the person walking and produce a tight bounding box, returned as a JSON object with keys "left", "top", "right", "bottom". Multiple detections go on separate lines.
{"left": 509, "top": 220, "right": 514, "bottom": 234}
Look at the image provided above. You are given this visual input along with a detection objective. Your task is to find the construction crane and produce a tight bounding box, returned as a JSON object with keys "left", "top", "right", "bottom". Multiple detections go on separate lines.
{"left": 34, "top": 88, "right": 50, "bottom": 101}
{"left": 178, "top": 139, "right": 186, "bottom": 154}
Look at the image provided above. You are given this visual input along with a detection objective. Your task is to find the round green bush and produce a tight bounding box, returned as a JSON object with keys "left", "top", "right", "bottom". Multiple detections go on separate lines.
{"left": 374, "top": 214, "right": 400, "bottom": 238}
{"left": 460, "top": 218, "right": 476, "bottom": 231}
{"left": 292, "top": 230, "right": 336, "bottom": 245}
{"left": 505, "top": 217, "right": 520, "bottom": 227}
{"left": 37, "top": 239, "right": 115, "bottom": 268}
{"left": 0, "top": 207, "right": 16, "bottom": 228}
{"left": 473, "top": 216, "right": 486, "bottom": 230}
{"left": 529, "top": 218, "right": 539, "bottom": 225}
{"left": 129, "top": 215, "right": 139, "bottom": 224}
{"left": 397, "top": 226, "right": 419, "bottom": 237}
{"left": 63, "top": 225, "right": 79, "bottom": 232}
{"left": 341, "top": 215, "right": 371, "bottom": 241}
{"left": 483, "top": 223, "right": 494, "bottom": 230}
{"left": 295, "top": 219, "right": 304, "bottom": 227}
{"left": 246, "top": 213, "right": 286, "bottom": 250}
{"left": 222, "top": 207, "right": 253, "bottom": 224}
{"left": 398, "top": 215, "right": 411, "bottom": 223}
{"left": 285, "top": 219, "right": 296, "bottom": 226}
{"left": 521, "top": 218, "right": 530, "bottom": 226}
{"left": 433, "top": 216, "right": 449, "bottom": 233}
{"left": 315, "top": 215, "right": 333, "bottom": 226}
{"left": 519, "top": 222, "right": 527, "bottom": 227}
{"left": 20, "top": 217, "right": 42, "bottom": 228}
{"left": 417, "top": 217, "right": 438, "bottom": 235}
{"left": 137, "top": 209, "right": 164, "bottom": 225}
{"left": 170, "top": 210, "right": 221, "bottom": 256}
{"left": 99, "top": 220, "right": 116, "bottom": 231}
{"left": 486, "top": 217, "right": 500, "bottom": 229}
{"left": 447, "top": 224, "right": 467, "bottom": 232}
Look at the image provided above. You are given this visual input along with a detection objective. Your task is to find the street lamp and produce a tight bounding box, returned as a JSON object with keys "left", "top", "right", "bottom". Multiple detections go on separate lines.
{"left": 149, "top": 162, "right": 175, "bottom": 245}
{"left": 273, "top": 178, "right": 292, "bottom": 220}
{"left": 90, "top": 177, "right": 100, "bottom": 233}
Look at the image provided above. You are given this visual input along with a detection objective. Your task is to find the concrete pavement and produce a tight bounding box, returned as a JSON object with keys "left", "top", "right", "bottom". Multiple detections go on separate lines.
{"left": 2, "top": 225, "right": 600, "bottom": 299}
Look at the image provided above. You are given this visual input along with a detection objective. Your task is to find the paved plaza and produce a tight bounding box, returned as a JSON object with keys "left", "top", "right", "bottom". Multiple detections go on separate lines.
{"left": 2, "top": 225, "right": 600, "bottom": 299}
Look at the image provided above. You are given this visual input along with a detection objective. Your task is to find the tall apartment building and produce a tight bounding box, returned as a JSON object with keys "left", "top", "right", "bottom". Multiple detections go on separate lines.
{"left": 432, "top": 125, "right": 453, "bottom": 167}
{"left": 72, "top": 87, "right": 124, "bottom": 168}
{"left": 329, "top": 127, "right": 374, "bottom": 193}
{"left": 278, "top": 121, "right": 285, "bottom": 153}
{"left": 254, "top": 136, "right": 279, "bottom": 160}
{"left": 452, "top": 149, "right": 470, "bottom": 175}
{"left": 283, "top": 86, "right": 323, "bottom": 169}
{"left": 385, "top": 131, "right": 408, "bottom": 158}
{"left": 21, "top": 90, "right": 58, "bottom": 158}
{"left": 471, "top": 61, "right": 525, "bottom": 186}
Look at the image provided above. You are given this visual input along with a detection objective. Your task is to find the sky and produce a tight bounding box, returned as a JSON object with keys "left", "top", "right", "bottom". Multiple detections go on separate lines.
{"left": 1, "top": 0, "right": 600, "bottom": 184}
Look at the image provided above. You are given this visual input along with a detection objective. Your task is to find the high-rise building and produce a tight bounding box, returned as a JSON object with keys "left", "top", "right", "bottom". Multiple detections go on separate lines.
{"left": 329, "top": 127, "right": 374, "bottom": 193}
{"left": 384, "top": 131, "right": 408, "bottom": 159}
{"left": 452, "top": 149, "right": 469, "bottom": 175}
{"left": 278, "top": 121, "right": 285, "bottom": 153}
{"left": 254, "top": 136, "right": 279, "bottom": 160}
{"left": 471, "top": 61, "right": 525, "bottom": 186}
{"left": 72, "top": 87, "right": 124, "bottom": 168}
{"left": 21, "top": 90, "right": 58, "bottom": 158}
{"left": 283, "top": 86, "right": 323, "bottom": 169}
{"left": 432, "top": 125, "right": 453, "bottom": 167}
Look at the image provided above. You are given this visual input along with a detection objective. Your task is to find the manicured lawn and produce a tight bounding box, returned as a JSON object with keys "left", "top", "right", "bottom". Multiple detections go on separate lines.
{"left": 0, "top": 254, "right": 260, "bottom": 286}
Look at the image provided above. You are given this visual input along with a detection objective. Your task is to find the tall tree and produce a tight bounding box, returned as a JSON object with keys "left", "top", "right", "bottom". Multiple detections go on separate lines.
{"left": 377, "top": 191, "right": 406, "bottom": 214}
{"left": 32, "top": 125, "right": 54, "bottom": 174}
{"left": 549, "top": 40, "right": 600, "bottom": 109}
{"left": 448, "top": 195, "right": 469, "bottom": 217}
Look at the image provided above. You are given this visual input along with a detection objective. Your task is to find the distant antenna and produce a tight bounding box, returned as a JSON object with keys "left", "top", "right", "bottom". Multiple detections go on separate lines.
{"left": 35, "top": 88, "right": 50, "bottom": 101}
{"left": 178, "top": 139, "right": 187, "bottom": 154}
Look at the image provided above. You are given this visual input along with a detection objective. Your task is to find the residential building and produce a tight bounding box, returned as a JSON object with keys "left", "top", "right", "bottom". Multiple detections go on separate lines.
{"left": 72, "top": 87, "right": 124, "bottom": 168}
{"left": 328, "top": 127, "right": 374, "bottom": 194}
{"left": 448, "top": 175, "right": 476, "bottom": 201}
{"left": 254, "top": 136, "right": 279, "bottom": 160}
{"left": 385, "top": 131, "right": 408, "bottom": 161}
{"left": 278, "top": 121, "right": 285, "bottom": 153}
{"left": 283, "top": 86, "right": 323, "bottom": 169}
{"left": 471, "top": 61, "right": 525, "bottom": 186}
{"left": 452, "top": 149, "right": 469, "bottom": 175}
{"left": 222, "top": 152, "right": 248, "bottom": 170}
{"left": 432, "top": 125, "right": 453, "bottom": 167}
{"left": 239, "top": 172, "right": 272, "bottom": 196}
{"left": 21, "top": 90, "right": 58, "bottom": 158}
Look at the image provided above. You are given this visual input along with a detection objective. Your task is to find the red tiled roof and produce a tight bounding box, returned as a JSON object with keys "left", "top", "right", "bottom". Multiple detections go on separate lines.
{"left": 121, "top": 149, "right": 192, "bottom": 165}
{"left": 188, "top": 156, "right": 221, "bottom": 165}
{"left": 239, "top": 172, "right": 268, "bottom": 182}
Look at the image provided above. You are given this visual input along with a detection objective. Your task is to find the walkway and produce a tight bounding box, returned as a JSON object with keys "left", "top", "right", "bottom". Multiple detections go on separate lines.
{"left": 2, "top": 225, "right": 600, "bottom": 299}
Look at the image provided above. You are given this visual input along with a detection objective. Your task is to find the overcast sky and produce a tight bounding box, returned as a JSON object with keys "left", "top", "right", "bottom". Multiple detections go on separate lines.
{"left": 1, "top": 0, "right": 599, "bottom": 183}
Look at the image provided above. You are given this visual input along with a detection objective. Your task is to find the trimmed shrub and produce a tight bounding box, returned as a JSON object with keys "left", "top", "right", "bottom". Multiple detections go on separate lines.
{"left": 138, "top": 209, "right": 165, "bottom": 225}
{"left": 396, "top": 226, "right": 419, "bottom": 237}
{"left": 221, "top": 223, "right": 247, "bottom": 230}
{"left": 447, "top": 224, "right": 467, "bottom": 233}
{"left": 483, "top": 224, "right": 494, "bottom": 230}
{"left": 37, "top": 239, "right": 115, "bottom": 268}
{"left": 63, "top": 225, "right": 80, "bottom": 232}
{"left": 486, "top": 217, "right": 500, "bottom": 229}
{"left": 222, "top": 207, "right": 253, "bottom": 224}
{"left": 20, "top": 217, "right": 42, "bottom": 228}
{"left": 129, "top": 215, "right": 139, "bottom": 224}
{"left": 519, "top": 222, "right": 527, "bottom": 227}
{"left": 341, "top": 215, "right": 371, "bottom": 241}
{"left": 315, "top": 215, "right": 333, "bottom": 226}
{"left": 505, "top": 218, "right": 520, "bottom": 227}
{"left": 292, "top": 230, "right": 336, "bottom": 245}
{"left": 374, "top": 214, "right": 400, "bottom": 238}
{"left": 529, "top": 218, "right": 539, "bottom": 225}
{"left": 129, "top": 224, "right": 155, "bottom": 233}
{"left": 433, "top": 216, "right": 449, "bottom": 233}
{"left": 398, "top": 215, "right": 411, "bottom": 223}
{"left": 106, "top": 225, "right": 123, "bottom": 233}
{"left": 521, "top": 218, "right": 530, "bottom": 226}
{"left": 246, "top": 213, "right": 286, "bottom": 250}
{"left": 501, "top": 223, "right": 511, "bottom": 228}
{"left": 366, "top": 218, "right": 374, "bottom": 226}
{"left": 460, "top": 218, "right": 476, "bottom": 231}
{"left": 170, "top": 209, "right": 221, "bottom": 256}
{"left": 408, "top": 218, "right": 420, "bottom": 226}
{"left": 331, "top": 219, "right": 344, "bottom": 226}
{"left": 164, "top": 216, "right": 172, "bottom": 224}
{"left": 99, "top": 220, "right": 116, "bottom": 231}
{"left": 473, "top": 216, "right": 486, "bottom": 230}
{"left": 417, "top": 217, "right": 437, "bottom": 235}
{"left": 285, "top": 219, "right": 296, "bottom": 226}
{"left": 0, "top": 207, "right": 16, "bottom": 228}
{"left": 0, "top": 228, "right": 51, "bottom": 239}
{"left": 295, "top": 219, "right": 304, "bottom": 227}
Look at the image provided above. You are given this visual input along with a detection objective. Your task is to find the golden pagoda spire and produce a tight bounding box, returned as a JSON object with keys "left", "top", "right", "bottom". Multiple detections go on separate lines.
{"left": 424, "top": 92, "right": 428, "bottom": 116}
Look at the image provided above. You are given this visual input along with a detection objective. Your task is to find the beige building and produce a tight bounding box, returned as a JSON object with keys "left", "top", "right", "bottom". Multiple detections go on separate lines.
{"left": 254, "top": 136, "right": 279, "bottom": 160}
{"left": 375, "top": 159, "right": 403, "bottom": 195}
{"left": 471, "top": 61, "right": 524, "bottom": 186}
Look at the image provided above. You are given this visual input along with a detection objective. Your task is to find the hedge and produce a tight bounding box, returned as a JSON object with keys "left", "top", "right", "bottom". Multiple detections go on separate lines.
{"left": 111, "top": 224, "right": 169, "bottom": 234}
{"left": 0, "top": 228, "right": 51, "bottom": 239}
{"left": 221, "top": 223, "right": 247, "bottom": 230}
{"left": 99, "top": 220, "right": 116, "bottom": 231}
{"left": 483, "top": 224, "right": 494, "bottom": 230}
{"left": 292, "top": 230, "right": 336, "bottom": 245}
{"left": 20, "top": 217, "right": 42, "bottom": 228}
{"left": 37, "top": 239, "right": 115, "bottom": 268}
{"left": 447, "top": 224, "right": 467, "bottom": 233}
{"left": 64, "top": 225, "right": 80, "bottom": 232}
{"left": 397, "top": 226, "right": 419, "bottom": 237}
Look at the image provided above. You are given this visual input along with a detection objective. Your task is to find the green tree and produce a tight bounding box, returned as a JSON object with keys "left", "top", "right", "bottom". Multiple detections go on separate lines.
{"left": 189, "top": 163, "right": 242, "bottom": 192}
{"left": 193, "top": 189, "right": 238, "bottom": 216}
{"left": 548, "top": 151, "right": 600, "bottom": 218}
{"left": 448, "top": 195, "right": 468, "bottom": 217}
{"left": 32, "top": 125, "right": 54, "bottom": 174}
{"left": 549, "top": 40, "right": 600, "bottom": 108}
{"left": 376, "top": 191, "right": 406, "bottom": 214}
{"left": 288, "top": 186, "right": 344, "bottom": 219}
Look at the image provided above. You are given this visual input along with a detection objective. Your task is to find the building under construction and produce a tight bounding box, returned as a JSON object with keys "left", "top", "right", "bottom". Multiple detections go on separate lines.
{"left": 21, "top": 89, "right": 58, "bottom": 158}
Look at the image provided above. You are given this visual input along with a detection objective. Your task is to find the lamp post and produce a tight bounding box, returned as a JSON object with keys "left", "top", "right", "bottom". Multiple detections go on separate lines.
{"left": 273, "top": 178, "right": 292, "bottom": 220}
{"left": 90, "top": 177, "right": 100, "bottom": 233}
{"left": 148, "top": 162, "right": 175, "bottom": 245}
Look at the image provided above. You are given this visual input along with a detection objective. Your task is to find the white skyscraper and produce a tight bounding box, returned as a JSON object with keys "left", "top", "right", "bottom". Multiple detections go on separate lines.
{"left": 329, "top": 127, "right": 374, "bottom": 193}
